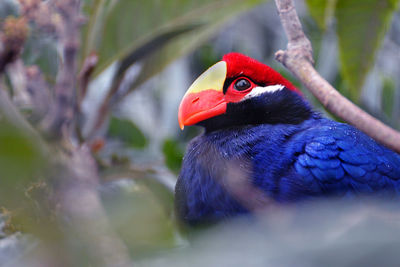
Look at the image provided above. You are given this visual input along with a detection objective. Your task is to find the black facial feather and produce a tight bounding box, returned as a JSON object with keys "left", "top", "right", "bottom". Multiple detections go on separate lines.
{"left": 199, "top": 89, "right": 315, "bottom": 132}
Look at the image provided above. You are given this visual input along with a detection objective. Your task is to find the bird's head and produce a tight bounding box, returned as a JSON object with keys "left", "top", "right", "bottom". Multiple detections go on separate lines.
{"left": 178, "top": 53, "right": 313, "bottom": 131}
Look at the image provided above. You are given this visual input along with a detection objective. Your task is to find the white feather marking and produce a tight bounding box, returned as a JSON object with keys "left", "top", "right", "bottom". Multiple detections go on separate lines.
{"left": 241, "top": 84, "right": 284, "bottom": 101}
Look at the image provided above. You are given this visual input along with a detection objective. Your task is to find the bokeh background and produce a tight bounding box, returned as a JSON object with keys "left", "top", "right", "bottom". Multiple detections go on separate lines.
{"left": 0, "top": 0, "right": 400, "bottom": 266}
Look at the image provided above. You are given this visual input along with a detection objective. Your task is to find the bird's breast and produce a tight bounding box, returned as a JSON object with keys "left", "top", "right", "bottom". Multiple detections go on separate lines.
{"left": 176, "top": 124, "right": 299, "bottom": 224}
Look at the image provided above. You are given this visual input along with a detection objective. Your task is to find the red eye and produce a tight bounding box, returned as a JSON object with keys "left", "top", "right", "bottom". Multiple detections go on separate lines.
{"left": 224, "top": 77, "right": 255, "bottom": 103}
{"left": 234, "top": 78, "right": 251, "bottom": 91}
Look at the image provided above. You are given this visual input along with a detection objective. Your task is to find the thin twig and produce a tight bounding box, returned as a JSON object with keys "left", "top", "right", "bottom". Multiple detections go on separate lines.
{"left": 76, "top": 53, "right": 99, "bottom": 143}
{"left": 274, "top": 0, "right": 400, "bottom": 153}
{"left": 78, "top": 52, "right": 98, "bottom": 108}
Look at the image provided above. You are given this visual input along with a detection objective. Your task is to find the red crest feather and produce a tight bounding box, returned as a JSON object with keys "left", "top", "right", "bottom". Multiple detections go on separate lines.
{"left": 222, "top": 53, "right": 300, "bottom": 94}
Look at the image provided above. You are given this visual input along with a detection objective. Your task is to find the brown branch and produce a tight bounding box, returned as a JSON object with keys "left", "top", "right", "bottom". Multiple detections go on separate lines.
{"left": 55, "top": 145, "right": 131, "bottom": 267}
{"left": 39, "top": 0, "right": 82, "bottom": 139}
{"left": 22, "top": 1, "right": 132, "bottom": 265}
{"left": 274, "top": 0, "right": 400, "bottom": 153}
{"left": 25, "top": 65, "right": 52, "bottom": 122}
{"left": 76, "top": 53, "right": 98, "bottom": 143}
{"left": 0, "top": 1, "right": 133, "bottom": 266}
{"left": 78, "top": 52, "right": 98, "bottom": 108}
{"left": 0, "top": 17, "right": 28, "bottom": 74}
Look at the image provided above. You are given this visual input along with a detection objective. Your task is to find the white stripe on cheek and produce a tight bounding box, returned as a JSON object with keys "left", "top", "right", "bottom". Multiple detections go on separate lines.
{"left": 241, "top": 85, "right": 284, "bottom": 101}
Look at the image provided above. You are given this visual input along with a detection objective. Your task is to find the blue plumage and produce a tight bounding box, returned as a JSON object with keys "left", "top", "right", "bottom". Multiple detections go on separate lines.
{"left": 175, "top": 54, "right": 400, "bottom": 225}
{"left": 177, "top": 114, "right": 400, "bottom": 224}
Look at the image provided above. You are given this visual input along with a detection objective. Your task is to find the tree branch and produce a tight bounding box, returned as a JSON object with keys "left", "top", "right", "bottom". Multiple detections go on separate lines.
{"left": 274, "top": 0, "right": 400, "bottom": 153}
{"left": 39, "top": 0, "right": 82, "bottom": 140}
{"left": 15, "top": 1, "right": 133, "bottom": 265}
{"left": 25, "top": 65, "right": 52, "bottom": 122}
{"left": 78, "top": 53, "right": 98, "bottom": 108}
{"left": 56, "top": 145, "right": 131, "bottom": 267}
{"left": 0, "top": 17, "right": 28, "bottom": 73}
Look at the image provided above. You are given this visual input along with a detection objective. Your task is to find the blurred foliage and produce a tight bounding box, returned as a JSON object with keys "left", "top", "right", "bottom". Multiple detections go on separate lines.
{"left": 306, "top": 0, "right": 400, "bottom": 101}
{"left": 22, "top": 28, "right": 59, "bottom": 80}
{"left": 101, "top": 179, "right": 176, "bottom": 258}
{"left": 0, "top": 0, "right": 18, "bottom": 19}
{"left": 0, "top": 0, "right": 59, "bottom": 81}
{"left": 162, "top": 138, "right": 184, "bottom": 174}
{"left": 0, "top": 119, "right": 58, "bottom": 248}
{"left": 139, "top": 200, "right": 400, "bottom": 267}
{"left": 81, "top": 0, "right": 263, "bottom": 98}
{"left": 305, "top": 0, "right": 336, "bottom": 30}
{"left": 336, "top": 0, "right": 399, "bottom": 101}
{"left": 81, "top": 0, "right": 263, "bottom": 73}
{"left": 0, "top": 119, "right": 45, "bottom": 207}
{"left": 108, "top": 117, "right": 147, "bottom": 149}
{"left": 191, "top": 44, "right": 220, "bottom": 73}
{"left": 381, "top": 76, "right": 396, "bottom": 118}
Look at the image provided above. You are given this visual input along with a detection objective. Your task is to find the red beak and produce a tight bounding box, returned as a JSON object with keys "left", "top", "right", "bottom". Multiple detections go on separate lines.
{"left": 178, "top": 61, "right": 228, "bottom": 129}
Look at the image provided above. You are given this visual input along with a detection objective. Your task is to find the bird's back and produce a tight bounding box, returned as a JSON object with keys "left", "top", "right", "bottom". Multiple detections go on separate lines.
{"left": 253, "top": 118, "right": 400, "bottom": 202}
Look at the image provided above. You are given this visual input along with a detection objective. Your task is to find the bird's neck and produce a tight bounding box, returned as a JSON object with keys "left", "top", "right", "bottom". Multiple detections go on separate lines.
{"left": 201, "top": 90, "right": 316, "bottom": 133}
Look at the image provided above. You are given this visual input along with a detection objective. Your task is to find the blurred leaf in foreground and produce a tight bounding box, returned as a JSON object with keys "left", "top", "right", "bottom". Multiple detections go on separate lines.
{"left": 0, "top": 119, "right": 44, "bottom": 206}
{"left": 140, "top": 200, "right": 400, "bottom": 266}
{"left": 100, "top": 179, "right": 177, "bottom": 258}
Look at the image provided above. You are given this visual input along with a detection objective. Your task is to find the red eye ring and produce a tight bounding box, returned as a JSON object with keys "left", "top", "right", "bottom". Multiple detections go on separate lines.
{"left": 234, "top": 78, "right": 252, "bottom": 91}
{"left": 224, "top": 77, "right": 255, "bottom": 103}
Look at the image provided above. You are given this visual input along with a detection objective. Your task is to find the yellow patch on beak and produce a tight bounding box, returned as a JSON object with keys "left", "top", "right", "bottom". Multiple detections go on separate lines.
{"left": 184, "top": 61, "right": 227, "bottom": 95}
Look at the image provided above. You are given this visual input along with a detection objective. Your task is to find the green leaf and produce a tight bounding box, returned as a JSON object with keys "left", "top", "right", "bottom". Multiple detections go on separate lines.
{"left": 109, "top": 23, "right": 203, "bottom": 98}
{"left": 305, "top": 0, "right": 337, "bottom": 30}
{"left": 101, "top": 179, "right": 177, "bottom": 256}
{"left": 0, "top": 120, "right": 44, "bottom": 206}
{"left": 336, "top": 0, "right": 400, "bottom": 101}
{"left": 381, "top": 76, "right": 395, "bottom": 118}
{"left": 162, "top": 138, "right": 184, "bottom": 173}
{"left": 22, "top": 29, "right": 59, "bottom": 80}
{"left": 81, "top": 0, "right": 263, "bottom": 77}
{"left": 107, "top": 117, "right": 147, "bottom": 148}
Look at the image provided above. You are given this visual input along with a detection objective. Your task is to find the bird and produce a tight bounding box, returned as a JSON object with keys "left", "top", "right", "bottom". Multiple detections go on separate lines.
{"left": 175, "top": 52, "right": 400, "bottom": 225}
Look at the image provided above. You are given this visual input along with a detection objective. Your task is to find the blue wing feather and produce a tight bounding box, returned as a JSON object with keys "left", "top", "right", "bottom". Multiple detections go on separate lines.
{"left": 293, "top": 120, "right": 400, "bottom": 197}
